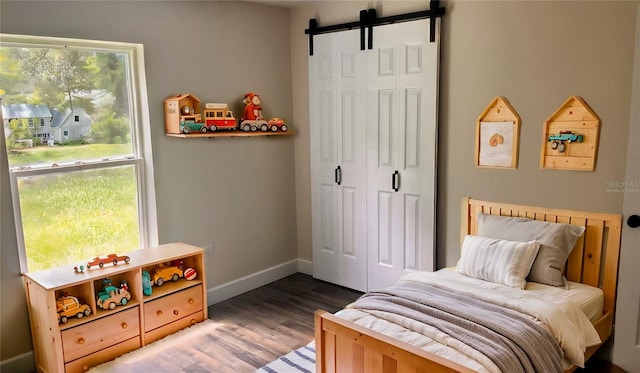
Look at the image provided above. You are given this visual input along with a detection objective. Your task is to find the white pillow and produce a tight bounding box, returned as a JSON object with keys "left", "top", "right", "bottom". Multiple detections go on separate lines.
{"left": 477, "top": 213, "right": 586, "bottom": 287}
{"left": 456, "top": 235, "right": 540, "bottom": 289}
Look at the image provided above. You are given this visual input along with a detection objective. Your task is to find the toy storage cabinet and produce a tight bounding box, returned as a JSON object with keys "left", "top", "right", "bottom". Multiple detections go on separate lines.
{"left": 23, "top": 242, "right": 208, "bottom": 373}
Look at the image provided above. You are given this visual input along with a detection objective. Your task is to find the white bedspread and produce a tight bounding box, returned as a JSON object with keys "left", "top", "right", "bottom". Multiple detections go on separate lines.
{"left": 337, "top": 269, "right": 601, "bottom": 372}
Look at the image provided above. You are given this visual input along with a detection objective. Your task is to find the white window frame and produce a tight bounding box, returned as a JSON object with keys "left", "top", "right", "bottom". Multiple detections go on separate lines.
{"left": 1, "top": 33, "right": 159, "bottom": 274}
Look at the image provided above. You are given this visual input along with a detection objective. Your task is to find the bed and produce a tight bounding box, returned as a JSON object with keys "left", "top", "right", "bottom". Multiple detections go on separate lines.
{"left": 314, "top": 198, "right": 622, "bottom": 373}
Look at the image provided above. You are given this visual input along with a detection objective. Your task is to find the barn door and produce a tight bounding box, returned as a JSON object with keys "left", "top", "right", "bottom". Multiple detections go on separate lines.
{"left": 309, "top": 30, "right": 368, "bottom": 292}
{"left": 366, "top": 19, "right": 439, "bottom": 291}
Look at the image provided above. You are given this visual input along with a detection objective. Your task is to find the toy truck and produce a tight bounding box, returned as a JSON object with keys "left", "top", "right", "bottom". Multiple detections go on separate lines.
{"left": 97, "top": 279, "right": 131, "bottom": 310}
{"left": 204, "top": 103, "right": 238, "bottom": 131}
{"left": 152, "top": 263, "right": 183, "bottom": 287}
{"left": 57, "top": 295, "right": 92, "bottom": 324}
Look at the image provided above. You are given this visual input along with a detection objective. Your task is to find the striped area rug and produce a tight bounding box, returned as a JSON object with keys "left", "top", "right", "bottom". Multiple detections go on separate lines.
{"left": 255, "top": 341, "right": 316, "bottom": 373}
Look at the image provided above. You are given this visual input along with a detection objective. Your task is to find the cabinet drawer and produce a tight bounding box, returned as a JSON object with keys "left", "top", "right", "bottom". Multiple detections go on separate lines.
{"left": 61, "top": 307, "right": 140, "bottom": 362}
{"left": 144, "top": 285, "right": 203, "bottom": 332}
{"left": 145, "top": 311, "right": 205, "bottom": 344}
{"left": 64, "top": 337, "right": 140, "bottom": 373}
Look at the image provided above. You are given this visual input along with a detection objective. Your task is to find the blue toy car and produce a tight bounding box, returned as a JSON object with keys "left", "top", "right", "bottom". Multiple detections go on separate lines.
{"left": 548, "top": 131, "right": 584, "bottom": 153}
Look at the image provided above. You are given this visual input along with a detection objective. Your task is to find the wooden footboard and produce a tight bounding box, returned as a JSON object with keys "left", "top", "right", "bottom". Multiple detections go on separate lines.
{"left": 315, "top": 309, "right": 613, "bottom": 373}
{"left": 314, "top": 310, "right": 475, "bottom": 373}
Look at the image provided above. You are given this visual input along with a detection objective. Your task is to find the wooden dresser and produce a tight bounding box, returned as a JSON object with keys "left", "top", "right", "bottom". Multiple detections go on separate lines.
{"left": 23, "top": 242, "right": 207, "bottom": 373}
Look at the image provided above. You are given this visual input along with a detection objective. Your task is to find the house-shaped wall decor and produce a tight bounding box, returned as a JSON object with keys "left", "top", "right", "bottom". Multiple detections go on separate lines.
{"left": 540, "top": 96, "right": 600, "bottom": 171}
{"left": 475, "top": 96, "right": 521, "bottom": 169}
{"left": 164, "top": 93, "right": 202, "bottom": 134}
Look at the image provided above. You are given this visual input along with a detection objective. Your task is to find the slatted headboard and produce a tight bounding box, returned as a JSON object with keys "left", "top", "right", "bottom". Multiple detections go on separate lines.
{"left": 462, "top": 198, "right": 622, "bottom": 314}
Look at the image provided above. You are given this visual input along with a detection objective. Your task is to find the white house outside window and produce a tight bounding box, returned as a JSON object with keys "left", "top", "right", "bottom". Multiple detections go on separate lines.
{"left": 1, "top": 34, "right": 158, "bottom": 273}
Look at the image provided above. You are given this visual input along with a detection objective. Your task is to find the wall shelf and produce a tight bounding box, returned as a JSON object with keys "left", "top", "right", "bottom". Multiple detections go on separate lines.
{"left": 165, "top": 130, "right": 294, "bottom": 139}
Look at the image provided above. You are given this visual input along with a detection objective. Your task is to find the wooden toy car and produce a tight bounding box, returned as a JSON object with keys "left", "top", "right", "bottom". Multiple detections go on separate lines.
{"left": 87, "top": 254, "right": 131, "bottom": 269}
{"left": 152, "top": 264, "right": 183, "bottom": 287}
{"left": 180, "top": 120, "right": 208, "bottom": 134}
{"left": 268, "top": 117, "right": 288, "bottom": 132}
{"left": 56, "top": 295, "right": 91, "bottom": 324}
{"left": 96, "top": 279, "right": 132, "bottom": 310}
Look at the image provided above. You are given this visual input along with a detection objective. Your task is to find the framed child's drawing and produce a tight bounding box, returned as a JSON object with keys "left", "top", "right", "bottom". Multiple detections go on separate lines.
{"left": 475, "top": 97, "right": 521, "bottom": 169}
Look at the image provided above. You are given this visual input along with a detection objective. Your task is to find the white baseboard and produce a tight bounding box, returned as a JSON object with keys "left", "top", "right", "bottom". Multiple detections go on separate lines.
{"left": 207, "top": 258, "right": 313, "bottom": 305}
{"left": 0, "top": 350, "right": 34, "bottom": 373}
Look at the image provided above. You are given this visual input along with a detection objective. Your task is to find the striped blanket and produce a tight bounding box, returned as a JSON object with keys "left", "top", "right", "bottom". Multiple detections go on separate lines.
{"left": 255, "top": 342, "right": 315, "bottom": 373}
{"left": 350, "top": 282, "right": 564, "bottom": 373}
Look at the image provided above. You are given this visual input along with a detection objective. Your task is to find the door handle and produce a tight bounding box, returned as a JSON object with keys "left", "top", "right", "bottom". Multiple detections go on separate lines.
{"left": 392, "top": 170, "right": 400, "bottom": 192}
{"left": 335, "top": 166, "right": 342, "bottom": 186}
{"left": 628, "top": 214, "right": 640, "bottom": 228}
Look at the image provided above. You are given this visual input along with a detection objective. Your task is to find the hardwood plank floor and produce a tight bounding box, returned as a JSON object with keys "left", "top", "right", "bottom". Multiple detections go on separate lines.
{"left": 207, "top": 273, "right": 625, "bottom": 372}
{"left": 207, "top": 272, "right": 362, "bottom": 372}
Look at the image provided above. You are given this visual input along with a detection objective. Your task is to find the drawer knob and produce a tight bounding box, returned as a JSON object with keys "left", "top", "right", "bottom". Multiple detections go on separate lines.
{"left": 82, "top": 365, "right": 89, "bottom": 372}
{"left": 77, "top": 337, "right": 85, "bottom": 345}
{"left": 173, "top": 310, "right": 179, "bottom": 316}
{"left": 157, "top": 310, "right": 163, "bottom": 317}
{"left": 121, "top": 322, "right": 128, "bottom": 329}
{"left": 190, "top": 319, "right": 196, "bottom": 325}
{"left": 188, "top": 298, "right": 194, "bottom": 305}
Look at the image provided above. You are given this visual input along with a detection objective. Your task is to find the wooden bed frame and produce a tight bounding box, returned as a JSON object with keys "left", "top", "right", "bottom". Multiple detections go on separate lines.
{"left": 315, "top": 198, "right": 622, "bottom": 373}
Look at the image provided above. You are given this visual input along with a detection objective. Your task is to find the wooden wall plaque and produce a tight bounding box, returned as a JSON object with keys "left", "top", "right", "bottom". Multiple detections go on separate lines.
{"left": 540, "top": 96, "right": 600, "bottom": 171}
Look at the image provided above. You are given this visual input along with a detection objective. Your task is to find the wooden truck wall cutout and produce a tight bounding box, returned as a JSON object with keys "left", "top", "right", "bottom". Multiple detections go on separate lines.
{"left": 540, "top": 96, "right": 600, "bottom": 171}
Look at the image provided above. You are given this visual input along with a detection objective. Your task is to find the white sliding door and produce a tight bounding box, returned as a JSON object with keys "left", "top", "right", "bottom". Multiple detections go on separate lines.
{"left": 366, "top": 19, "right": 439, "bottom": 291}
{"left": 310, "top": 30, "right": 368, "bottom": 291}
{"left": 310, "top": 18, "right": 439, "bottom": 292}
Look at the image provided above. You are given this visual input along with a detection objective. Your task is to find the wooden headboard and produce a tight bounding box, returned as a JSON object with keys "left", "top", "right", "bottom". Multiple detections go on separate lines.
{"left": 461, "top": 198, "right": 622, "bottom": 314}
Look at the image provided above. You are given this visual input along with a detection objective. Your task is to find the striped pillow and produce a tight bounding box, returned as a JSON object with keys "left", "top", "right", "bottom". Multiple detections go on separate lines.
{"left": 456, "top": 235, "right": 540, "bottom": 289}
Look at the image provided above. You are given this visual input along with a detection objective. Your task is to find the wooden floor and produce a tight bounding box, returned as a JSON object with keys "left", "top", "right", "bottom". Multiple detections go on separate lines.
{"left": 207, "top": 272, "right": 362, "bottom": 372}
{"left": 208, "top": 273, "right": 626, "bottom": 372}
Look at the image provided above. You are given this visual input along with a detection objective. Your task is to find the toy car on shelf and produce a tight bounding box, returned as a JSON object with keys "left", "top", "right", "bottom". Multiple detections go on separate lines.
{"left": 547, "top": 131, "right": 584, "bottom": 153}
{"left": 239, "top": 118, "right": 269, "bottom": 132}
{"left": 87, "top": 253, "right": 131, "bottom": 269}
{"left": 152, "top": 263, "right": 183, "bottom": 287}
{"left": 268, "top": 117, "right": 288, "bottom": 132}
{"left": 180, "top": 120, "right": 208, "bottom": 134}
{"left": 96, "top": 279, "right": 131, "bottom": 310}
{"left": 56, "top": 295, "right": 91, "bottom": 324}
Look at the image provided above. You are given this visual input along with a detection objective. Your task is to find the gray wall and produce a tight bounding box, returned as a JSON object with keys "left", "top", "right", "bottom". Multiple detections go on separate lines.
{"left": 1, "top": 0, "right": 638, "bottom": 368}
{"left": 0, "top": 0, "right": 296, "bottom": 365}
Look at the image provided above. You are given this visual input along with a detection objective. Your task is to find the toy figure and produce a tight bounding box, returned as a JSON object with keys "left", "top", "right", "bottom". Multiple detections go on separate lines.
{"left": 242, "top": 92, "right": 263, "bottom": 121}
{"left": 240, "top": 92, "right": 269, "bottom": 132}
{"left": 142, "top": 270, "right": 152, "bottom": 296}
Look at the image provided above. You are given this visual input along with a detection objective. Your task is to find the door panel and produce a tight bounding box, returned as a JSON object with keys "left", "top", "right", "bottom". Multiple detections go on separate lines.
{"left": 310, "top": 30, "right": 367, "bottom": 292}
{"left": 311, "top": 19, "right": 438, "bottom": 293}
{"left": 367, "top": 19, "right": 438, "bottom": 291}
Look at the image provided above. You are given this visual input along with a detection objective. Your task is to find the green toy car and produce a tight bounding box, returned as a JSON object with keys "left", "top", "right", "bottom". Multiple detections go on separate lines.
{"left": 548, "top": 131, "right": 584, "bottom": 153}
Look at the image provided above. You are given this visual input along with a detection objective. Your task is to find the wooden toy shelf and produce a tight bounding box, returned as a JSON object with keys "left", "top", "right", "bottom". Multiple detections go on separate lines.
{"left": 23, "top": 242, "right": 207, "bottom": 373}
{"left": 166, "top": 130, "right": 295, "bottom": 139}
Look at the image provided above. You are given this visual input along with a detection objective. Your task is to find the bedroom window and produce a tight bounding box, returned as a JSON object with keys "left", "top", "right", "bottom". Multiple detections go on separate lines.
{"left": 1, "top": 34, "right": 158, "bottom": 273}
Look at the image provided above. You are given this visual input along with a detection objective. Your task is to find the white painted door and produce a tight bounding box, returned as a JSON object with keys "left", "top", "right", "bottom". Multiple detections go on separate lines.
{"left": 366, "top": 19, "right": 439, "bottom": 291}
{"left": 613, "top": 6, "right": 640, "bottom": 371}
{"left": 310, "top": 30, "right": 368, "bottom": 292}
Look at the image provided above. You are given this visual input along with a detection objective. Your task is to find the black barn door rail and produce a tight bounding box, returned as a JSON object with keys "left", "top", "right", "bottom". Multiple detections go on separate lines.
{"left": 305, "top": 0, "right": 446, "bottom": 56}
